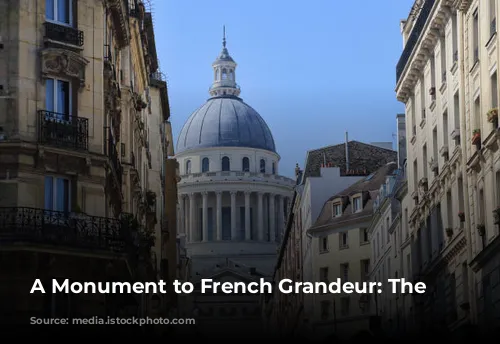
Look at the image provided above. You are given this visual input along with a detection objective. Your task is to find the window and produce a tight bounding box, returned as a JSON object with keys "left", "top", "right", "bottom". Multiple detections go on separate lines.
{"left": 386, "top": 217, "right": 390, "bottom": 243}
{"left": 272, "top": 162, "right": 276, "bottom": 174}
{"left": 202, "top": 157, "right": 209, "bottom": 173}
{"left": 185, "top": 160, "right": 191, "bottom": 174}
{"left": 339, "top": 232, "right": 348, "bottom": 249}
{"left": 319, "top": 267, "right": 329, "bottom": 283}
{"left": 360, "top": 228, "right": 369, "bottom": 243}
{"left": 46, "top": 78, "right": 71, "bottom": 121}
{"left": 46, "top": 0, "right": 72, "bottom": 25}
{"left": 319, "top": 236, "right": 328, "bottom": 253}
{"left": 332, "top": 203, "right": 342, "bottom": 217}
{"left": 473, "top": 10, "right": 479, "bottom": 63}
{"left": 491, "top": 72, "right": 498, "bottom": 110}
{"left": 340, "top": 263, "right": 349, "bottom": 282}
{"left": 490, "top": 0, "right": 497, "bottom": 37}
{"left": 242, "top": 157, "right": 250, "bottom": 172}
{"left": 361, "top": 259, "right": 370, "bottom": 281}
{"left": 222, "top": 68, "right": 227, "bottom": 80}
{"left": 340, "top": 297, "right": 350, "bottom": 316}
{"left": 352, "top": 196, "right": 361, "bottom": 212}
{"left": 221, "top": 156, "right": 230, "bottom": 171}
{"left": 259, "top": 159, "right": 266, "bottom": 173}
{"left": 320, "top": 300, "right": 330, "bottom": 320}
{"left": 44, "top": 176, "right": 71, "bottom": 212}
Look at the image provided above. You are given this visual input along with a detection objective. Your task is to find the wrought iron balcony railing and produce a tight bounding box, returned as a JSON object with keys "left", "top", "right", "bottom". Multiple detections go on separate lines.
{"left": 0, "top": 207, "right": 130, "bottom": 252}
{"left": 396, "top": 0, "right": 435, "bottom": 84}
{"left": 38, "top": 110, "right": 89, "bottom": 151}
{"left": 43, "top": 21, "right": 84, "bottom": 47}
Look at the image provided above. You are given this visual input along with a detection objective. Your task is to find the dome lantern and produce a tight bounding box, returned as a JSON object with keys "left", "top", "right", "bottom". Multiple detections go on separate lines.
{"left": 209, "top": 26, "right": 241, "bottom": 97}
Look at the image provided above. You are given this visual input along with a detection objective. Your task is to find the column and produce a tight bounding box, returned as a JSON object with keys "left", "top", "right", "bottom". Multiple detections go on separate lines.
{"left": 230, "top": 191, "right": 237, "bottom": 240}
{"left": 202, "top": 192, "right": 208, "bottom": 242}
{"left": 178, "top": 194, "right": 185, "bottom": 235}
{"left": 244, "top": 191, "right": 251, "bottom": 240}
{"left": 278, "top": 195, "right": 284, "bottom": 239}
{"left": 269, "top": 194, "right": 276, "bottom": 243}
{"left": 189, "top": 193, "right": 196, "bottom": 242}
{"left": 216, "top": 191, "right": 222, "bottom": 240}
{"left": 257, "top": 192, "right": 264, "bottom": 241}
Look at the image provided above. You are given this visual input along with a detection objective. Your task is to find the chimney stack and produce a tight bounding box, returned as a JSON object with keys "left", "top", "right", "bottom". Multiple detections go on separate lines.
{"left": 295, "top": 163, "right": 300, "bottom": 177}
{"left": 396, "top": 114, "right": 407, "bottom": 169}
{"left": 345, "top": 131, "right": 349, "bottom": 172}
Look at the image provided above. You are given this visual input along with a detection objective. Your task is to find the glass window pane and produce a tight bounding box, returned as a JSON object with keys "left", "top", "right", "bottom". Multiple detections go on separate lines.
{"left": 57, "top": 0, "right": 70, "bottom": 24}
{"left": 46, "top": 0, "right": 55, "bottom": 20}
{"left": 44, "top": 176, "right": 54, "bottom": 210}
{"left": 57, "top": 80, "right": 70, "bottom": 119}
{"left": 55, "top": 178, "right": 66, "bottom": 211}
{"left": 45, "top": 79, "right": 54, "bottom": 112}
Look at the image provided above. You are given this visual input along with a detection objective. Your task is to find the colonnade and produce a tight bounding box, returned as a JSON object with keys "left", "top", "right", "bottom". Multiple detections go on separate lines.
{"left": 178, "top": 190, "right": 291, "bottom": 243}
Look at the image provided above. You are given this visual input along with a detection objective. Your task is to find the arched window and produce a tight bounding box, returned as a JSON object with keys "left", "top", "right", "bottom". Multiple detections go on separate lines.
{"left": 222, "top": 68, "right": 227, "bottom": 80}
{"left": 260, "top": 159, "right": 266, "bottom": 173}
{"left": 272, "top": 162, "right": 276, "bottom": 174}
{"left": 185, "top": 160, "right": 191, "bottom": 174}
{"left": 221, "top": 156, "right": 230, "bottom": 171}
{"left": 229, "top": 69, "right": 234, "bottom": 80}
{"left": 202, "top": 157, "right": 210, "bottom": 173}
{"left": 242, "top": 157, "right": 250, "bottom": 172}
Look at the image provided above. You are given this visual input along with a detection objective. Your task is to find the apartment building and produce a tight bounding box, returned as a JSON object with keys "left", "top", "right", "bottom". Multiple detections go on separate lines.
{"left": 0, "top": 0, "right": 176, "bottom": 328}
{"left": 263, "top": 141, "right": 397, "bottom": 338}
{"left": 461, "top": 0, "right": 500, "bottom": 336}
{"left": 395, "top": 0, "right": 477, "bottom": 337}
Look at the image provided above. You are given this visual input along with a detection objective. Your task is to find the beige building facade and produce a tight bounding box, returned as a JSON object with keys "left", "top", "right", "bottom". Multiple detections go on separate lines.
{"left": 395, "top": 0, "right": 500, "bottom": 337}
{"left": 0, "top": 0, "right": 176, "bottom": 327}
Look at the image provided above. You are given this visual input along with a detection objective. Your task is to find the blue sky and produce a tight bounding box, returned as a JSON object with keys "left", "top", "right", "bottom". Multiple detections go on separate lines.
{"left": 153, "top": 0, "right": 414, "bottom": 178}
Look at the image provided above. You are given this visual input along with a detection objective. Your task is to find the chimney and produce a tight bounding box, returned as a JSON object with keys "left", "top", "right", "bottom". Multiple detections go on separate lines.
{"left": 345, "top": 131, "right": 349, "bottom": 172}
{"left": 295, "top": 163, "right": 300, "bottom": 177}
{"left": 396, "top": 114, "right": 407, "bottom": 169}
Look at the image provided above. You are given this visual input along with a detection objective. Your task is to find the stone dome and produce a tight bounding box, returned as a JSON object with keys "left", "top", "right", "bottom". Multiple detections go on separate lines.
{"left": 176, "top": 95, "right": 276, "bottom": 154}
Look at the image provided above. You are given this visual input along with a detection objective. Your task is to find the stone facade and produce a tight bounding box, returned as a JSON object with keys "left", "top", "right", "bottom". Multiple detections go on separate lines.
{"left": 0, "top": 0, "right": 176, "bottom": 328}
{"left": 395, "top": 0, "right": 500, "bottom": 338}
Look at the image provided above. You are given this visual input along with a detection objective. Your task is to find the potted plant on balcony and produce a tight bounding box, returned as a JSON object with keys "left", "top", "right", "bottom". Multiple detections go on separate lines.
{"left": 472, "top": 129, "right": 481, "bottom": 146}
{"left": 487, "top": 108, "right": 498, "bottom": 127}
{"left": 446, "top": 227, "right": 453, "bottom": 238}
{"left": 70, "top": 204, "right": 87, "bottom": 220}
{"left": 494, "top": 207, "right": 500, "bottom": 224}
{"left": 458, "top": 211, "right": 465, "bottom": 222}
{"left": 477, "top": 224, "right": 486, "bottom": 236}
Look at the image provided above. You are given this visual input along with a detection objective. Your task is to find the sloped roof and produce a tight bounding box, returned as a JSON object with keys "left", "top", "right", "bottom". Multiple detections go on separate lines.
{"left": 309, "top": 162, "right": 398, "bottom": 233}
{"left": 301, "top": 141, "right": 397, "bottom": 183}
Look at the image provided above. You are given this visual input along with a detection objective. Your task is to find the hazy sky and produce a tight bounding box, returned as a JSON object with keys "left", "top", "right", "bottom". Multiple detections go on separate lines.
{"left": 153, "top": 0, "right": 415, "bottom": 178}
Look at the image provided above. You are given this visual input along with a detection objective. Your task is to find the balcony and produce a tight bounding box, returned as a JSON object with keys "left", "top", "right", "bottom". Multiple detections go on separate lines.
{"left": 0, "top": 207, "right": 129, "bottom": 252}
{"left": 396, "top": 0, "right": 435, "bottom": 84}
{"left": 38, "top": 110, "right": 89, "bottom": 151}
{"left": 43, "top": 22, "right": 84, "bottom": 47}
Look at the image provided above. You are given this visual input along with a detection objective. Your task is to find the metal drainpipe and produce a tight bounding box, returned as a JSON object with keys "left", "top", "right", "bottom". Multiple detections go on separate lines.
{"left": 458, "top": 8, "right": 476, "bottom": 323}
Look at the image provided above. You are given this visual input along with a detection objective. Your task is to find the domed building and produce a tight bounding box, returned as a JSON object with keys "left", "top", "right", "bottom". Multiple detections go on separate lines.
{"left": 175, "top": 30, "right": 295, "bottom": 337}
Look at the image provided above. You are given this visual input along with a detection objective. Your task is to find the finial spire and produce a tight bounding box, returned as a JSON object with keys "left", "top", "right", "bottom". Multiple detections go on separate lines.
{"left": 223, "top": 25, "right": 226, "bottom": 47}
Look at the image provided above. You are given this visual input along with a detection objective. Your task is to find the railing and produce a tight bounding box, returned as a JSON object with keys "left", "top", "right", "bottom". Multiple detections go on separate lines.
{"left": 0, "top": 207, "right": 129, "bottom": 252}
{"left": 396, "top": 0, "right": 436, "bottom": 83}
{"left": 38, "top": 110, "right": 89, "bottom": 151}
{"left": 106, "top": 129, "right": 123, "bottom": 187}
{"left": 43, "top": 22, "right": 84, "bottom": 47}
{"left": 179, "top": 170, "right": 296, "bottom": 186}
{"left": 150, "top": 71, "right": 165, "bottom": 82}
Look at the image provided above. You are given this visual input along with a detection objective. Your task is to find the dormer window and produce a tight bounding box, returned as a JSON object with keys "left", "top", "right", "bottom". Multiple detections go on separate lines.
{"left": 332, "top": 203, "right": 342, "bottom": 218}
{"left": 352, "top": 196, "right": 362, "bottom": 213}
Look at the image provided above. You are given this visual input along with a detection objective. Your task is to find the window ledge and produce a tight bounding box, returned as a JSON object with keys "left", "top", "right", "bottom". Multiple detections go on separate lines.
{"left": 450, "top": 61, "right": 458, "bottom": 75}
{"left": 470, "top": 59, "right": 479, "bottom": 74}
{"left": 486, "top": 31, "right": 497, "bottom": 51}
